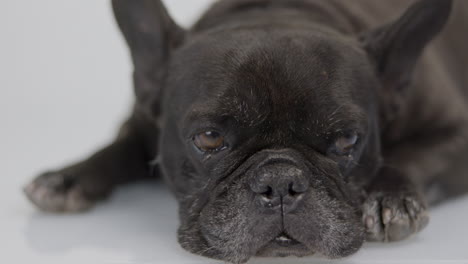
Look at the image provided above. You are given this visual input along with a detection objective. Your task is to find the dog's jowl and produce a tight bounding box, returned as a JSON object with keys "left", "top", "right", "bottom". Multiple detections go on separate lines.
{"left": 24, "top": 0, "right": 468, "bottom": 263}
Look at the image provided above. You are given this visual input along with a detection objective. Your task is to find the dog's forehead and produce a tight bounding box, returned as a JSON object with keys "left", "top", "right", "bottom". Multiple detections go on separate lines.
{"left": 172, "top": 28, "right": 370, "bottom": 130}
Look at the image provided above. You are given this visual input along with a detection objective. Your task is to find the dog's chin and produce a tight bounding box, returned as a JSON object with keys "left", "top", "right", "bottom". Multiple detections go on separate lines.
{"left": 255, "top": 233, "right": 314, "bottom": 258}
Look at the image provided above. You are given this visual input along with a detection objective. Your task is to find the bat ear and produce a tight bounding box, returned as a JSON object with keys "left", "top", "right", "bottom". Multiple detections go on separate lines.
{"left": 112, "top": 0, "right": 185, "bottom": 114}
{"left": 361, "top": 0, "right": 452, "bottom": 91}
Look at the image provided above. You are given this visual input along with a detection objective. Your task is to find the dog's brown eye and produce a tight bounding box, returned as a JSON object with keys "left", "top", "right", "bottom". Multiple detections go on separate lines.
{"left": 193, "top": 131, "right": 225, "bottom": 152}
{"left": 335, "top": 132, "right": 358, "bottom": 155}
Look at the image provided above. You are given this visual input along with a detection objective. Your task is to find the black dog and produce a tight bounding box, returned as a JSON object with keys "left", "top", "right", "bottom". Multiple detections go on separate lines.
{"left": 24, "top": 0, "right": 468, "bottom": 262}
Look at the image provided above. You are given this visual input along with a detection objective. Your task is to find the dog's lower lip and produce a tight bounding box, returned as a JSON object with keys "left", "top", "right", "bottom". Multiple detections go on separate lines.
{"left": 256, "top": 232, "right": 311, "bottom": 257}
{"left": 274, "top": 233, "right": 301, "bottom": 246}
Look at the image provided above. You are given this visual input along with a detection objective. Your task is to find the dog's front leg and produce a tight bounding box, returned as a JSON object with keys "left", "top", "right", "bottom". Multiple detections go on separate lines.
{"left": 363, "top": 124, "right": 468, "bottom": 242}
{"left": 24, "top": 116, "right": 155, "bottom": 213}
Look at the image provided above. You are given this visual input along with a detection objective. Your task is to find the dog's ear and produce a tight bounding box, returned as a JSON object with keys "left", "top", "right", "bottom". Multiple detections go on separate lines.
{"left": 362, "top": 0, "right": 452, "bottom": 90}
{"left": 112, "top": 0, "right": 185, "bottom": 115}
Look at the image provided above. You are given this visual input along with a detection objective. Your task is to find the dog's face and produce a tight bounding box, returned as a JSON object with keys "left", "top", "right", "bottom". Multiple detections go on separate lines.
{"left": 112, "top": 0, "right": 452, "bottom": 262}
{"left": 157, "top": 27, "right": 383, "bottom": 261}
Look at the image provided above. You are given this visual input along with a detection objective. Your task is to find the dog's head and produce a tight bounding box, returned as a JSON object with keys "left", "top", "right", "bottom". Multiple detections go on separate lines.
{"left": 113, "top": 0, "right": 452, "bottom": 262}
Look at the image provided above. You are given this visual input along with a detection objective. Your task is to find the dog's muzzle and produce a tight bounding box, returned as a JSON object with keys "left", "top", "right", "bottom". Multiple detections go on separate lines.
{"left": 248, "top": 150, "right": 310, "bottom": 215}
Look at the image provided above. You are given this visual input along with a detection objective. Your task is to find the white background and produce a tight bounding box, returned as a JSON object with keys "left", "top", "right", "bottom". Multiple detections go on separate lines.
{"left": 1, "top": 1, "right": 468, "bottom": 263}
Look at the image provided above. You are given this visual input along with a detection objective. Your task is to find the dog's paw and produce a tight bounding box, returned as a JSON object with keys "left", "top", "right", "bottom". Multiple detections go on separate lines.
{"left": 23, "top": 172, "right": 96, "bottom": 213}
{"left": 362, "top": 192, "right": 429, "bottom": 242}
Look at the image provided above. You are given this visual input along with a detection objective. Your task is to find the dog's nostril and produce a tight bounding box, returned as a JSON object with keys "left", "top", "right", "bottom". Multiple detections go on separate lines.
{"left": 260, "top": 186, "right": 273, "bottom": 200}
{"left": 288, "top": 182, "right": 307, "bottom": 196}
{"left": 288, "top": 183, "right": 298, "bottom": 196}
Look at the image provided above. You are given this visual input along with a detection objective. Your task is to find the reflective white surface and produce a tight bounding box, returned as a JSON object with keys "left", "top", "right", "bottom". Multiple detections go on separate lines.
{"left": 1, "top": 1, "right": 468, "bottom": 263}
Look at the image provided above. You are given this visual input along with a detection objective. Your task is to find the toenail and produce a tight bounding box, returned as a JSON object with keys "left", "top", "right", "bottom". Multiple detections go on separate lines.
{"left": 365, "top": 216, "right": 375, "bottom": 229}
{"left": 383, "top": 208, "right": 392, "bottom": 225}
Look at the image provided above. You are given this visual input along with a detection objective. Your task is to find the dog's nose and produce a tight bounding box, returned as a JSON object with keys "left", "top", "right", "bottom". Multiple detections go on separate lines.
{"left": 250, "top": 164, "right": 309, "bottom": 213}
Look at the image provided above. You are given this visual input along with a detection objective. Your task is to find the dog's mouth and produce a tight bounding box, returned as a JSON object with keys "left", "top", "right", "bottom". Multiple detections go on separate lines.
{"left": 256, "top": 232, "right": 312, "bottom": 257}
{"left": 274, "top": 232, "right": 301, "bottom": 246}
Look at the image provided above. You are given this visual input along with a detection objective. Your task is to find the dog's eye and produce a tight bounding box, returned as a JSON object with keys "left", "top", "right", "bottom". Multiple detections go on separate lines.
{"left": 193, "top": 131, "right": 226, "bottom": 152}
{"left": 334, "top": 132, "right": 359, "bottom": 155}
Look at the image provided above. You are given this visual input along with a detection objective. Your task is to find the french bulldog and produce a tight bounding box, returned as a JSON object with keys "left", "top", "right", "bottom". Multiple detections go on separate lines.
{"left": 24, "top": 0, "right": 468, "bottom": 263}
